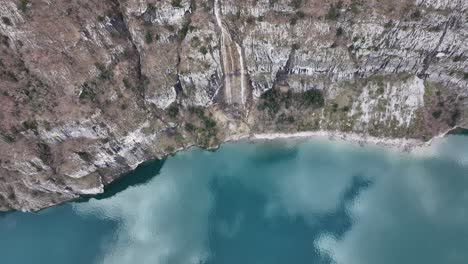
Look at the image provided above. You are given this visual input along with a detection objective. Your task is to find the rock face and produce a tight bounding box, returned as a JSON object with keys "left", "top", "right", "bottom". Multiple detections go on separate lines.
{"left": 0, "top": 0, "right": 466, "bottom": 211}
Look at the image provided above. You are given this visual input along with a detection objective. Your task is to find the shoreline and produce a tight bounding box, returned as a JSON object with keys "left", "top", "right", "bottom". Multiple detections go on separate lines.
{"left": 5, "top": 127, "right": 464, "bottom": 213}
{"left": 224, "top": 130, "right": 426, "bottom": 153}
{"left": 228, "top": 126, "right": 467, "bottom": 153}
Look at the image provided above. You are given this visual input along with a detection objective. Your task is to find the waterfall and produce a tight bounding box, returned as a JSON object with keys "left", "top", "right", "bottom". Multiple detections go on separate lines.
{"left": 214, "top": 0, "right": 247, "bottom": 108}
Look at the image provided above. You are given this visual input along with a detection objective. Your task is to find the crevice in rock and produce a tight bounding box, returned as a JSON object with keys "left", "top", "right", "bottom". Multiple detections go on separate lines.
{"left": 272, "top": 45, "right": 296, "bottom": 90}
{"left": 418, "top": 16, "right": 453, "bottom": 78}
{"left": 174, "top": 75, "right": 184, "bottom": 98}
{"left": 113, "top": 0, "right": 145, "bottom": 102}
{"left": 173, "top": 0, "right": 196, "bottom": 102}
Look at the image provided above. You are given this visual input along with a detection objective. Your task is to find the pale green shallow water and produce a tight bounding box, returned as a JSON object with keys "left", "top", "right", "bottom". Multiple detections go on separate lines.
{"left": 1, "top": 136, "right": 468, "bottom": 264}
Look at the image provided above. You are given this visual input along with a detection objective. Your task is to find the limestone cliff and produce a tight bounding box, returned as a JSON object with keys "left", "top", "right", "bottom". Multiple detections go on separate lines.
{"left": 0, "top": 0, "right": 466, "bottom": 211}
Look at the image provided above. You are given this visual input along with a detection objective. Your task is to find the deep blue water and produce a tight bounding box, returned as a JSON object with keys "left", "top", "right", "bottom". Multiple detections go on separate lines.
{"left": 1, "top": 136, "right": 468, "bottom": 264}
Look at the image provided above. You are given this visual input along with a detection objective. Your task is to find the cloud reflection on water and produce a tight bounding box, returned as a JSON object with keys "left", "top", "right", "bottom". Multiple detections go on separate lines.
{"left": 318, "top": 136, "right": 468, "bottom": 264}
{"left": 75, "top": 150, "right": 215, "bottom": 264}
{"left": 74, "top": 136, "right": 468, "bottom": 264}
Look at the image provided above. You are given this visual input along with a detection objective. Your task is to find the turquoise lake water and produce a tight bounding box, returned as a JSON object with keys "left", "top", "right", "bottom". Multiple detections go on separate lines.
{"left": 1, "top": 136, "right": 468, "bottom": 264}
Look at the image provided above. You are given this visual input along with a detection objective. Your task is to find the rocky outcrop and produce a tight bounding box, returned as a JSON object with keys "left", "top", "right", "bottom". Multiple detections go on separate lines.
{"left": 0, "top": 0, "right": 466, "bottom": 211}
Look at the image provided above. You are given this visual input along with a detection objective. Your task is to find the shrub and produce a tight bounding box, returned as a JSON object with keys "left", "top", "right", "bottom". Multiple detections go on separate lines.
{"left": 1, "top": 17, "right": 12, "bottom": 26}
{"left": 165, "top": 146, "right": 175, "bottom": 153}
{"left": 171, "top": 0, "right": 182, "bottom": 8}
{"left": 191, "top": 36, "right": 200, "bottom": 47}
{"left": 290, "top": 17, "right": 298, "bottom": 26}
{"left": 291, "top": 0, "right": 303, "bottom": 9}
{"left": 377, "top": 86, "right": 385, "bottom": 95}
{"left": 199, "top": 46, "right": 208, "bottom": 55}
{"left": 452, "top": 55, "right": 464, "bottom": 62}
{"left": 1, "top": 133, "right": 15, "bottom": 143}
{"left": 332, "top": 103, "right": 339, "bottom": 112}
{"left": 190, "top": 0, "right": 197, "bottom": 11}
{"left": 296, "top": 11, "right": 305, "bottom": 19}
{"left": 246, "top": 16, "right": 256, "bottom": 24}
{"left": 350, "top": 0, "right": 360, "bottom": 14}
{"left": 179, "top": 22, "right": 191, "bottom": 39}
{"left": 123, "top": 78, "right": 131, "bottom": 89}
{"left": 336, "top": 27, "right": 344, "bottom": 36}
{"left": 188, "top": 106, "right": 205, "bottom": 119}
{"left": 277, "top": 113, "right": 295, "bottom": 124}
{"left": 5, "top": 71, "right": 18, "bottom": 82}
{"left": 165, "top": 24, "right": 176, "bottom": 32}
{"left": 432, "top": 110, "right": 442, "bottom": 119}
{"left": 79, "top": 82, "right": 97, "bottom": 101}
{"left": 384, "top": 20, "right": 393, "bottom": 29}
{"left": 259, "top": 88, "right": 325, "bottom": 116}
{"left": 191, "top": 107, "right": 217, "bottom": 135}
{"left": 301, "top": 89, "right": 325, "bottom": 108}
{"left": 18, "top": 0, "right": 28, "bottom": 12}
{"left": 37, "top": 142, "right": 53, "bottom": 164}
{"left": 326, "top": 1, "right": 342, "bottom": 20}
{"left": 1, "top": 35, "right": 10, "bottom": 47}
{"left": 185, "top": 122, "right": 196, "bottom": 132}
{"left": 22, "top": 119, "right": 38, "bottom": 131}
{"left": 203, "top": 118, "right": 216, "bottom": 131}
{"left": 175, "top": 132, "right": 184, "bottom": 143}
{"left": 145, "top": 31, "right": 153, "bottom": 44}
{"left": 200, "top": 2, "right": 211, "bottom": 11}
{"left": 139, "top": 75, "right": 150, "bottom": 93}
{"left": 258, "top": 88, "right": 281, "bottom": 114}
{"left": 450, "top": 109, "right": 461, "bottom": 126}
{"left": 95, "top": 63, "right": 113, "bottom": 80}
{"left": 147, "top": 3, "right": 156, "bottom": 13}
{"left": 186, "top": 107, "right": 218, "bottom": 147}
{"left": 77, "top": 151, "right": 93, "bottom": 162}
{"left": 167, "top": 104, "right": 179, "bottom": 118}
{"left": 410, "top": 10, "right": 421, "bottom": 20}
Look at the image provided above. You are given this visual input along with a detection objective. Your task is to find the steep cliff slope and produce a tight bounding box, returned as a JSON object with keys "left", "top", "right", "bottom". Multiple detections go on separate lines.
{"left": 0, "top": 0, "right": 467, "bottom": 211}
